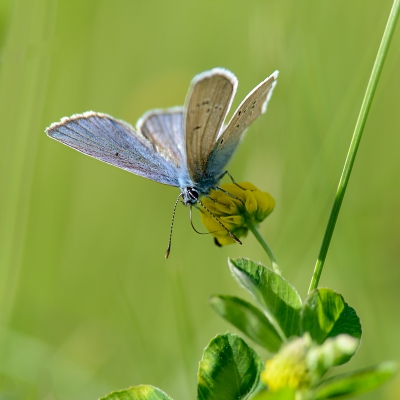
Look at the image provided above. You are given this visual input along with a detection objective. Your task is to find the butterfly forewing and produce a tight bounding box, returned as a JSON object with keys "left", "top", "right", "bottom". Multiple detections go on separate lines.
{"left": 184, "top": 68, "right": 238, "bottom": 183}
{"left": 46, "top": 112, "right": 180, "bottom": 187}
{"left": 205, "top": 71, "right": 278, "bottom": 177}
{"left": 137, "top": 107, "right": 185, "bottom": 168}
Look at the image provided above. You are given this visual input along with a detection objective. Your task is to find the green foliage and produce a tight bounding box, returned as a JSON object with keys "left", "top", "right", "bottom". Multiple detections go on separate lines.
{"left": 210, "top": 258, "right": 396, "bottom": 399}
{"left": 100, "top": 385, "right": 172, "bottom": 400}
{"left": 301, "top": 288, "right": 362, "bottom": 346}
{"left": 100, "top": 333, "right": 264, "bottom": 400}
{"left": 229, "top": 258, "right": 302, "bottom": 339}
{"left": 99, "top": 253, "right": 396, "bottom": 399}
{"left": 197, "top": 333, "right": 263, "bottom": 400}
{"left": 97, "top": 238, "right": 396, "bottom": 400}
{"left": 98, "top": 327, "right": 397, "bottom": 400}
{"left": 209, "top": 295, "right": 282, "bottom": 352}
{"left": 224, "top": 258, "right": 361, "bottom": 351}
{"left": 314, "top": 362, "right": 398, "bottom": 399}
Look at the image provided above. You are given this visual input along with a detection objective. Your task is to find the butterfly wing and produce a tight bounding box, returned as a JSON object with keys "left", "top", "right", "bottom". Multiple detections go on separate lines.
{"left": 205, "top": 71, "right": 278, "bottom": 177}
{"left": 137, "top": 107, "right": 185, "bottom": 167}
{"left": 46, "top": 112, "right": 180, "bottom": 187}
{"left": 184, "top": 68, "right": 238, "bottom": 183}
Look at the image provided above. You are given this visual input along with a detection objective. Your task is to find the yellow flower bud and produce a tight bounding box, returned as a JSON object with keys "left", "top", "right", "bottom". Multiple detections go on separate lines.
{"left": 201, "top": 182, "right": 275, "bottom": 245}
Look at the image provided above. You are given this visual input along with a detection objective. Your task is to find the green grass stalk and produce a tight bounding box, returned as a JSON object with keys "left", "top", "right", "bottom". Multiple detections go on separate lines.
{"left": 308, "top": 0, "right": 400, "bottom": 293}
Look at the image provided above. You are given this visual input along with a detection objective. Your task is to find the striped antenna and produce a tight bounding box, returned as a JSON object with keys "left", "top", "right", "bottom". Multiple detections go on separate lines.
{"left": 165, "top": 193, "right": 183, "bottom": 258}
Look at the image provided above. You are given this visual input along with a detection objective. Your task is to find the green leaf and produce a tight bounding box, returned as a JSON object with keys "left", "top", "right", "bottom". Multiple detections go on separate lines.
{"left": 229, "top": 258, "right": 302, "bottom": 339}
{"left": 210, "top": 295, "right": 283, "bottom": 352}
{"left": 99, "top": 385, "right": 173, "bottom": 400}
{"left": 301, "top": 288, "right": 362, "bottom": 347}
{"left": 197, "top": 332, "right": 263, "bottom": 400}
{"left": 314, "top": 361, "right": 398, "bottom": 399}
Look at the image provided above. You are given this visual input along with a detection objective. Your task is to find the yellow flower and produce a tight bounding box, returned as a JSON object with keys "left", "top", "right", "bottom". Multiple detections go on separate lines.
{"left": 261, "top": 337, "right": 311, "bottom": 392}
{"left": 201, "top": 182, "right": 275, "bottom": 245}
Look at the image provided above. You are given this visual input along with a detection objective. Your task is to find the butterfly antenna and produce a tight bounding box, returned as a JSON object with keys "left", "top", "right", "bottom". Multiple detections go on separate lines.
{"left": 198, "top": 200, "right": 242, "bottom": 245}
{"left": 189, "top": 206, "right": 210, "bottom": 235}
{"left": 165, "top": 193, "right": 183, "bottom": 259}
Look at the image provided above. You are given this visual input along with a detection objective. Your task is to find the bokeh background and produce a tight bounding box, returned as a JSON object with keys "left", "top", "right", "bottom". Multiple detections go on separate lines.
{"left": 1, "top": 0, "right": 399, "bottom": 399}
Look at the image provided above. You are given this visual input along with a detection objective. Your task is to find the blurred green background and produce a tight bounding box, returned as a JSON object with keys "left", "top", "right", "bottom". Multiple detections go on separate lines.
{"left": 0, "top": 0, "right": 399, "bottom": 399}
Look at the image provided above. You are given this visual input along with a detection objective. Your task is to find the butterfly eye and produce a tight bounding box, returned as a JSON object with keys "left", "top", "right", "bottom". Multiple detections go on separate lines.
{"left": 187, "top": 187, "right": 199, "bottom": 201}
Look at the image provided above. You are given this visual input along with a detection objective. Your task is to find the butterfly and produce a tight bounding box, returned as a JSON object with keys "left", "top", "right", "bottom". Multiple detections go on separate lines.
{"left": 46, "top": 68, "right": 278, "bottom": 257}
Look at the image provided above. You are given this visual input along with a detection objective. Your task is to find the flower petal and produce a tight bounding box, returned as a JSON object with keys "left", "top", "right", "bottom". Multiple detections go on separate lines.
{"left": 201, "top": 182, "right": 275, "bottom": 246}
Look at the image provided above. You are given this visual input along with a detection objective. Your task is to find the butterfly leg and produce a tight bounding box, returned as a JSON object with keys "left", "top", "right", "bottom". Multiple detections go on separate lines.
{"left": 204, "top": 194, "right": 226, "bottom": 206}
{"left": 217, "top": 170, "right": 246, "bottom": 190}
{"left": 214, "top": 186, "right": 245, "bottom": 206}
{"left": 193, "top": 203, "right": 205, "bottom": 213}
{"left": 198, "top": 200, "right": 242, "bottom": 245}
{"left": 193, "top": 204, "right": 221, "bottom": 236}
{"left": 189, "top": 206, "right": 209, "bottom": 234}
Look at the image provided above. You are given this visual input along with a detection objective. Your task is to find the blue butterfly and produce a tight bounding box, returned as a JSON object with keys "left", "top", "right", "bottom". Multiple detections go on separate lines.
{"left": 46, "top": 68, "right": 278, "bottom": 256}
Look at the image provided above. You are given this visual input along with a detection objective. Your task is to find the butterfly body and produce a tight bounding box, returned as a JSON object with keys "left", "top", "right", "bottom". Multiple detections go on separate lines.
{"left": 46, "top": 68, "right": 278, "bottom": 252}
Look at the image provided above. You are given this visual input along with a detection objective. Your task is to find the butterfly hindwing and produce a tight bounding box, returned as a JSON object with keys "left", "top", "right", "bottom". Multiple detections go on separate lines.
{"left": 184, "top": 68, "right": 238, "bottom": 183}
{"left": 46, "top": 112, "right": 180, "bottom": 187}
{"left": 137, "top": 107, "right": 185, "bottom": 168}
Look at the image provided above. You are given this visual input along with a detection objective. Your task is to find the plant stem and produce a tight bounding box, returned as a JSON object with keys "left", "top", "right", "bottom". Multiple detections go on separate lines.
{"left": 248, "top": 222, "right": 281, "bottom": 274}
{"left": 308, "top": 0, "right": 400, "bottom": 294}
